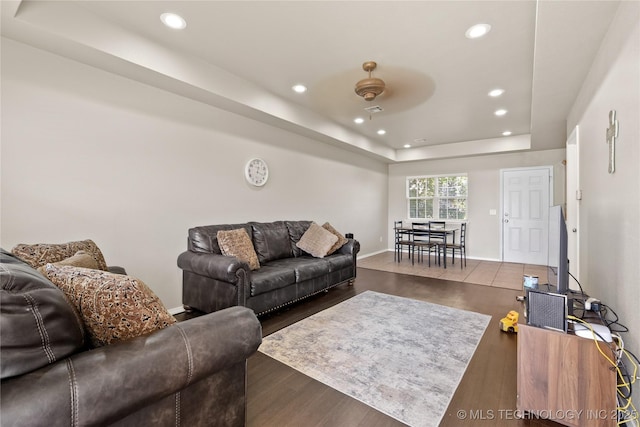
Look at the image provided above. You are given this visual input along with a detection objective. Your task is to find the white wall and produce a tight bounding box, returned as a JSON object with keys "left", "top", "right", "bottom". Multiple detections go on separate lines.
{"left": 567, "top": 1, "right": 639, "bottom": 371}
{"left": 0, "top": 38, "right": 389, "bottom": 310}
{"left": 388, "top": 149, "right": 566, "bottom": 261}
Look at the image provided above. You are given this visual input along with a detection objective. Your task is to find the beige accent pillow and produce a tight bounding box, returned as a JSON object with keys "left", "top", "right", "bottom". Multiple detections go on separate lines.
{"left": 37, "top": 250, "right": 99, "bottom": 274}
{"left": 42, "top": 265, "right": 176, "bottom": 347}
{"left": 322, "top": 222, "right": 349, "bottom": 255}
{"left": 217, "top": 229, "right": 260, "bottom": 270}
{"left": 296, "top": 222, "right": 338, "bottom": 258}
{"left": 12, "top": 239, "right": 108, "bottom": 271}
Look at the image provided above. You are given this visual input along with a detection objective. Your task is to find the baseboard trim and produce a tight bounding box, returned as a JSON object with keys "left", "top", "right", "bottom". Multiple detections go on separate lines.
{"left": 357, "top": 249, "right": 389, "bottom": 260}
{"left": 470, "top": 256, "right": 502, "bottom": 262}
{"left": 168, "top": 306, "right": 186, "bottom": 315}
{"left": 364, "top": 248, "right": 501, "bottom": 264}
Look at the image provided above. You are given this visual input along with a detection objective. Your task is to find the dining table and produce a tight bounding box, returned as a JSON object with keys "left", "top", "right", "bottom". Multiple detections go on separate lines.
{"left": 394, "top": 223, "right": 460, "bottom": 268}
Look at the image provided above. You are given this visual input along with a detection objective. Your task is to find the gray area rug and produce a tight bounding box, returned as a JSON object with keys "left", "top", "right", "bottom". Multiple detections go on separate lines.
{"left": 259, "top": 291, "right": 491, "bottom": 427}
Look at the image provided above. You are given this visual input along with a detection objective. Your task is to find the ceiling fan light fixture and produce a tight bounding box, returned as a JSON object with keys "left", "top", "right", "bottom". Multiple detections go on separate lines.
{"left": 355, "top": 61, "right": 386, "bottom": 102}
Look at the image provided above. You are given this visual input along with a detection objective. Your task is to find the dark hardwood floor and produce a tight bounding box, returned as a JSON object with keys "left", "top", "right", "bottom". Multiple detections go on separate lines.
{"left": 181, "top": 268, "right": 562, "bottom": 426}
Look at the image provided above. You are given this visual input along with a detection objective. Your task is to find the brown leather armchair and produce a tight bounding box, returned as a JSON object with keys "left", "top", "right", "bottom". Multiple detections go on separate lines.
{"left": 1, "top": 249, "right": 262, "bottom": 426}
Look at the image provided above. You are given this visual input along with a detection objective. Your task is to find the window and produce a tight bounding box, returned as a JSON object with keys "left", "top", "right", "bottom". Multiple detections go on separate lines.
{"left": 407, "top": 175, "right": 468, "bottom": 220}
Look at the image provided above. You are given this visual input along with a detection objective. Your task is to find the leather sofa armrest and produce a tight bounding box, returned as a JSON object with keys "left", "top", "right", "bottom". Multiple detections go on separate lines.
{"left": 0, "top": 306, "right": 262, "bottom": 427}
{"left": 338, "top": 239, "right": 360, "bottom": 256}
{"left": 177, "top": 251, "right": 249, "bottom": 284}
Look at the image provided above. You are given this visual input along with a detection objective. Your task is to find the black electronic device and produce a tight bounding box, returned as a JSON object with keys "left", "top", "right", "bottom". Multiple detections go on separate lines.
{"left": 526, "top": 289, "right": 568, "bottom": 333}
{"left": 547, "top": 205, "right": 569, "bottom": 295}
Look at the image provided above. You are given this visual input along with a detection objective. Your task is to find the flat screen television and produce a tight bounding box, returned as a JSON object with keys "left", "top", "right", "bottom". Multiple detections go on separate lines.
{"left": 547, "top": 205, "right": 569, "bottom": 294}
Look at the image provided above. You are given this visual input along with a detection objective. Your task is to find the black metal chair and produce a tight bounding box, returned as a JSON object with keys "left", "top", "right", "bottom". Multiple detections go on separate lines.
{"left": 411, "top": 222, "right": 439, "bottom": 266}
{"left": 394, "top": 220, "right": 413, "bottom": 262}
{"left": 428, "top": 221, "right": 447, "bottom": 264}
{"left": 443, "top": 222, "right": 467, "bottom": 268}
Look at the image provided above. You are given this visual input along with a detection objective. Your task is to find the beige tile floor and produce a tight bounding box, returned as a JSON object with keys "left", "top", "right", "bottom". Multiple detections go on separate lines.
{"left": 358, "top": 250, "right": 548, "bottom": 291}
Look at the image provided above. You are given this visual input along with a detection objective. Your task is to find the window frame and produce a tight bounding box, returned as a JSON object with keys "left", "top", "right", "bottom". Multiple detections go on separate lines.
{"left": 406, "top": 173, "right": 468, "bottom": 221}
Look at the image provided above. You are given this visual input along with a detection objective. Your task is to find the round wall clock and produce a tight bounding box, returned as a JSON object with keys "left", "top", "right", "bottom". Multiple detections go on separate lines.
{"left": 244, "top": 158, "right": 269, "bottom": 187}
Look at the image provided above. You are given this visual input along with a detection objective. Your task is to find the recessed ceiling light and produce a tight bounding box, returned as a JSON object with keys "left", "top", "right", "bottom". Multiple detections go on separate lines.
{"left": 292, "top": 84, "right": 307, "bottom": 93}
{"left": 494, "top": 109, "right": 508, "bottom": 116}
{"left": 160, "top": 13, "right": 186, "bottom": 30}
{"left": 502, "top": 131, "right": 512, "bottom": 136}
{"left": 465, "top": 23, "right": 491, "bottom": 39}
{"left": 489, "top": 89, "right": 505, "bottom": 97}
{"left": 404, "top": 144, "right": 412, "bottom": 148}
{"left": 377, "top": 129, "right": 386, "bottom": 135}
{"left": 354, "top": 117, "right": 364, "bottom": 124}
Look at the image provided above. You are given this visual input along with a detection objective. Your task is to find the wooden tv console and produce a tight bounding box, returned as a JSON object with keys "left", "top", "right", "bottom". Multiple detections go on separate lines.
{"left": 517, "top": 324, "right": 618, "bottom": 427}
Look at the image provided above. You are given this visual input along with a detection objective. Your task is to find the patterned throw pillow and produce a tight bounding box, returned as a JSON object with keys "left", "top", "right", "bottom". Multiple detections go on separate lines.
{"left": 12, "top": 240, "right": 108, "bottom": 271}
{"left": 217, "top": 229, "right": 260, "bottom": 270}
{"left": 322, "top": 222, "right": 349, "bottom": 255}
{"left": 296, "top": 222, "right": 338, "bottom": 258}
{"left": 42, "top": 265, "right": 176, "bottom": 347}
{"left": 36, "top": 250, "right": 99, "bottom": 275}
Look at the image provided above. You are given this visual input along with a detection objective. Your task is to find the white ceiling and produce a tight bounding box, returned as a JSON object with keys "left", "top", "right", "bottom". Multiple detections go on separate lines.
{"left": 1, "top": 1, "right": 620, "bottom": 162}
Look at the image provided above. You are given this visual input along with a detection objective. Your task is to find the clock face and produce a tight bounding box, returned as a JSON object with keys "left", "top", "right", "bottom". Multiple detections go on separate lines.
{"left": 245, "top": 158, "right": 269, "bottom": 186}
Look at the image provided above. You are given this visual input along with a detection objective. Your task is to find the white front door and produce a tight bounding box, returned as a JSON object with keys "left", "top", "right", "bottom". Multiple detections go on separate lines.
{"left": 502, "top": 167, "right": 552, "bottom": 264}
{"left": 566, "top": 127, "right": 580, "bottom": 287}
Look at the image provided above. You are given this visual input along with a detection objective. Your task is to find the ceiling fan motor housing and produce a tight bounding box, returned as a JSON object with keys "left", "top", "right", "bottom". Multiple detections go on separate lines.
{"left": 355, "top": 61, "right": 385, "bottom": 101}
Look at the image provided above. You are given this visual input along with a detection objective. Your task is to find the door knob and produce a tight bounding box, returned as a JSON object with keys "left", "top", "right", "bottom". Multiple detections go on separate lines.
{"left": 572, "top": 228, "right": 577, "bottom": 232}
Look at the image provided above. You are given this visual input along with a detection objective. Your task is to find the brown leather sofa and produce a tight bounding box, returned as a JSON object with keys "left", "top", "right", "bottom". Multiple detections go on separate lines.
{"left": 0, "top": 249, "right": 262, "bottom": 427}
{"left": 178, "top": 220, "right": 359, "bottom": 316}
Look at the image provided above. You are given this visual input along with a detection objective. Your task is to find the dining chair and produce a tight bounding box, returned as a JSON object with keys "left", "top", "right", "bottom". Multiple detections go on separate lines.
{"left": 428, "top": 221, "right": 446, "bottom": 229}
{"left": 427, "top": 221, "right": 446, "bottom": 247}
{"left": 394, "top": 220, "right": 413, "bottom": 262}
{"left": 444, "top": 222, "right": 467, "bottom": 268}
{"left": 411, "top": 222, "right": 439, "bottom": 266}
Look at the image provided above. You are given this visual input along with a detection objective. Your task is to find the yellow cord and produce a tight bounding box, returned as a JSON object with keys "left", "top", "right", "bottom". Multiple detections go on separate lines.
{"left": 567, "top": 316, "right": 639, "bottom": 425}
{"left": 567, "top": 315, "right": 617, "bottom": 366}
{"left": 617, "top": 349, "right": 638, "bottom": 425}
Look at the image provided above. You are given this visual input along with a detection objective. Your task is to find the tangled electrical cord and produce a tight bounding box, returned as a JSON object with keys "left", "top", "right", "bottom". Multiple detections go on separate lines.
{"left": 613, "top": 339, "right": 638, "bottom": 426}
{"left": 565, "top": 273, "right": 637, "bottom": 425}
{"left": 566, "top": 317, "right": 638, "bottom": 425}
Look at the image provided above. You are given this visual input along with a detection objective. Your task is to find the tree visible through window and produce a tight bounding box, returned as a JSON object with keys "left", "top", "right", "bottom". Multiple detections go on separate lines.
{"left": 407, "top": 175, "right": 468, "bottom": 220}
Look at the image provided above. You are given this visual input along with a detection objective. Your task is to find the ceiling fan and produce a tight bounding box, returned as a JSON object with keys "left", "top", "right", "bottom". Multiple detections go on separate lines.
{"left": 354, "top": 61, "right": 386, "bottom": 102}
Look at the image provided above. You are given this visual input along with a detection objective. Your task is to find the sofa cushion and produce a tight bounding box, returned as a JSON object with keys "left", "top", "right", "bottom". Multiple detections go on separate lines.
{"left": 251, "top": 221, "right": 292, "bottom": 264}
{"left": 11, "top": 239, "right": 108, "bottom": 271}
{"left": 249, "top": 265, "right": 296, "bottom": 297}
{"left": 296, "top": 222, "right": 338, "bottom": 258}
{"left": 279, "top": 257, "right": 331, "bottom": 282}
{"left": 36, "top": 250, "right": 99, "bottom": 274}
{"left": 188, "top": 223, "right": 253, "bottom": 254}
{"left": 325, "top": 253, "right": 354, "bottom": 271}
{"left": 0, "top": 249, "right": 85, "bottom": 380}
{"left": 217, "top": 229, "right": 260, "bottom": 270}
{"left": 322, "top": 222, "right": 349, "bottom": 255}
{"left": 285, "top": 220, "right": 312, "bottom": 257}
{"left": 43, "top": 265, "right": 176, "bottom": 347}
